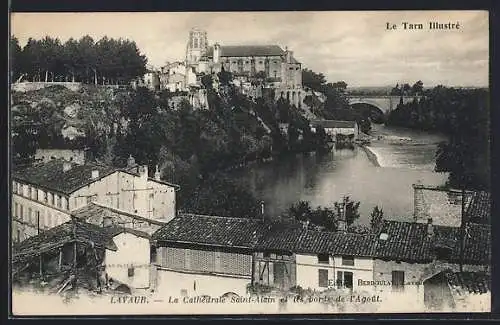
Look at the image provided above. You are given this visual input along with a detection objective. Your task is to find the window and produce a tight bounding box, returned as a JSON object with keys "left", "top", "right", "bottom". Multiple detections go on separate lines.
{"left": 49, "top": 193, "right": 54, "bottom": 206}
{"left": 43, "top": 192, "right": 47, "bottom": 203}
{"left": 317, "top": 253, "right": 329, "bottom": 264}
{"left": 28, "top": 208, "right": 32, "bottom": 224}
{"left": 34, "top": 189, "right": 38, "bottom": 201}
{"left": 14, "top": 203, "right": 18, "bottom": 218}
{"left": 342, "top": 256, "right": 355, "bottom": 266}
{"left": 36, "top": 211, "right": 41, "bottom": 226}
{"left": 20, "top": 205, "right": 24, "bottom": 221}
{"left": 337, "top": 271, "right": 353, "bottom": 289}
{"left": 392, "top": 271, "right": 405, "bottom": 292}
{"left": 128, "top": 267, "right": 135, "bottom": 277}
{"left": 318, "top": 269, "right": 329, "bottom": 288}
{"left": 65, "top": 198, "right": 69, "bottom": 210}
{"left": 57, "top": 195, "right": 61, "bottom": 208}
{"left": 263, "top": 252, "right": 270, "bottom": 258}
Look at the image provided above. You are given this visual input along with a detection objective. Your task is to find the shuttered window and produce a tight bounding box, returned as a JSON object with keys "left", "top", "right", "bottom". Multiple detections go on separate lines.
{"left": 318, "top": 269, "right": 329, "bottom": 287}
{"left": 160, "top": 247, "right": 251, "bottom": 276}
{"left": 392, "top": 271, "right": 405, "bottom": 292}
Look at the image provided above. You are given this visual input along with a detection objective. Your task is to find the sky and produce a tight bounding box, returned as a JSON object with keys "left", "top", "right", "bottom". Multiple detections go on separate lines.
{"left": 11, "top": 11, "right": 489, "bottom": 87}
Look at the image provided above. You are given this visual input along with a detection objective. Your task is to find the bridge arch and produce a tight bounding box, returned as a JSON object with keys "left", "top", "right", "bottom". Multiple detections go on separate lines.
{"left": 348, "top": 97, "right": 394, "bottom": 114}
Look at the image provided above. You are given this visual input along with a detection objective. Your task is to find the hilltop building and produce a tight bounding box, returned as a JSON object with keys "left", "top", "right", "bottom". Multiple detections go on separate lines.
{"left": 160, "top": 27, "right": 304, "bottom": 108}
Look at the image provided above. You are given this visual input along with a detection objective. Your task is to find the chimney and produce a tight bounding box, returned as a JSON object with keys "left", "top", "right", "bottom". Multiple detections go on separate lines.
{"left": 413, "top": 180, "right": 425, "bottom": 222}
{"left": 427, "top": 218, "right": 434, "bottom": 237}
{"left": 139, "top": 165, "right": 148, "bottom": 178}
{"left": 91, "top": 169, "right": 99, "bottom": 180}
{"left": 303, "top": 220, "right": 310, "bottom": 230}
{"left": 127, "top": 155, "right": 137, "bottom": 168}
{"left": 63, "top": 161, "right": 72, "bottom": 172}
{"left": 154, "top": 165, "right": 161, "bottom": 181}
{"left": 337, "top": 197, "right": 347, "bottom": 233}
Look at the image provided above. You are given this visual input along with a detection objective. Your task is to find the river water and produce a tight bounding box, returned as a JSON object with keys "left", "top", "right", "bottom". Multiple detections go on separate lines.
{"left": 230, "top": 124, "right": 449, "bottom": 225}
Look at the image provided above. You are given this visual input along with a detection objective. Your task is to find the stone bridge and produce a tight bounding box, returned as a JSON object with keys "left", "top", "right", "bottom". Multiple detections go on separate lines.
{"left": 348, "top": 95, "right": 421, "bottom": 114}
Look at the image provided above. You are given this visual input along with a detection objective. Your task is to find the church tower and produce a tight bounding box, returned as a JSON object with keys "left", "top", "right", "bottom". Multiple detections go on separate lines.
{"left": 186, "top": 27, "right": 208, "bottom": 68}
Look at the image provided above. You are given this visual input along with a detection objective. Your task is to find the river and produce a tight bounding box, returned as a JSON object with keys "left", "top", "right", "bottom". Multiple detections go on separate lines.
{"left": 230, "top": 124, "right": 450, "bottom": 225}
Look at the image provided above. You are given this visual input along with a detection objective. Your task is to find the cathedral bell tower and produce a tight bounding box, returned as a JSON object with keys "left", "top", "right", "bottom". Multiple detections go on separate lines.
{"left": 186, "top": 27, "right": 208, "bottom": 68}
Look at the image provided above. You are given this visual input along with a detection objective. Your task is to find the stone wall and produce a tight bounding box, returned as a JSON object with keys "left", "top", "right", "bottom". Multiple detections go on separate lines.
{"left": 11, "top": 82, "right": 82, "bottom": 93}
{"left": 413, "top": 185, "right": 474, "bottom": 227}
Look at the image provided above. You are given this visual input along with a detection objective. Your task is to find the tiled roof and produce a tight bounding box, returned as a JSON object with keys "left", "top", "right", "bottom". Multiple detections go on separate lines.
{"left": 13, "top": 159, "right": 117, "bottom": 195}
{"left": 12, "top": 219, "right": 118, "bottom": 262}
{"left": 444, "top": 270, "right": 491, "bottom": 294}
{"left": 311, "top": 120, "right": 357, "bottom": 129}
{"left": 465, "top": 191, "right": 490, "bottom": 224}
{"left": 256, "top": 225, "right": 377, "bottom": 257}
{"left": 152, "top": 214, "right": 270, "bottom": 249}
{"left": 206, "top": 45, "right": 285, "bottom": 57}
{"left": 374, "top": 220, "right": 490, "bottom": 265}
{"left": 72, "top": 202, "right": 166, "bottom": 226}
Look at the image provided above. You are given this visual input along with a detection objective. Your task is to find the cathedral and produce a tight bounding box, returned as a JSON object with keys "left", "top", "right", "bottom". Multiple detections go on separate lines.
{"left": 161, "top": 27, "right": 304, "bottom": 108}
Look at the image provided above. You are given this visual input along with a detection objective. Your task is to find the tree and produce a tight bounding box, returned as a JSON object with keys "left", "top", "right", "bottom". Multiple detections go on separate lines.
{"left": 183, "top": 172, "right": 261, "bottom": 218}
{"left": 401, "top": 83, "right": 411, "bottom": 95}
{"left": 390, "top": 84, "right": 400, "bottom": 96}
{"left": 288, "top": 201, "right": 313, "bottom": 222}
{"left": 10, "top": 36, "right": 22, "bottom": 83}
{"left": 333, "top": 196, "right": 360, "bottom": 227}
{"left": 287, "top": 197, "right": 361, "bottom": 232}
{"left": 411, "top": 80, "right": 424, "bottom": 96}
{"left": 302, "top": 68, "right": 326, "bottom": 91}
{"left": 369, "top": 206, "right": 384, "bottom": 233}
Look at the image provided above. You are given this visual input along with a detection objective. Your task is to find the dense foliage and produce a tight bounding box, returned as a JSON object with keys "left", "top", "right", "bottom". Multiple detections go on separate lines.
{"left": 10, "top": 35, "right": 147, "bottom": 85}
{"left": 387, "top": 84, "right": 490, "bottom": 190}
{"left": 11, "top": 69, "right": 333, "bottom": 217}
{"left": 287, "top": 198, "right": 362, "bottom": 232}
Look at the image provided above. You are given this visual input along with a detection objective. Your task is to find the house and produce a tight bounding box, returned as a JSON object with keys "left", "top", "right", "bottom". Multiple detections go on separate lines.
{"left": 104, "top": 227, "right": 152, "bottom": 290}
{"left": 34, "top": 148, "right": 90, "bottom": 165}
{"left": 12, "top": 158, "right": 179, "bottom": 242}
{"left": 371, "top": 219, "right": 490, "bottom": 308}
{"left": 160, "top": 62, "right": 189, "bottom": 92}
{"left": 423, "top": 270, "right": 490, "bottom": 312}
{"left": 253, "top": 224, "right": 377, "bottom": 292}
{"left": 310, "top": 120, "right": 359, "bottom": 141}
{"left": 12, "top": 219, "right": 152, "bottom": 292}
{"left": 151, "top": 214, "right": 269, "bottom": 297}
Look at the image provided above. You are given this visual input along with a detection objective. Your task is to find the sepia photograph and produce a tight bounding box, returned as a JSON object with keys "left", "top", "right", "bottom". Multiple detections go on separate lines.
{"left": 9, "top": 10, "right": 490, "bottom": 315}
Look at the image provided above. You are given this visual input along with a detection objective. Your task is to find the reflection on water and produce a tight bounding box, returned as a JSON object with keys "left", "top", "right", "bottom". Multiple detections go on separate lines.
{"left": 230, "top": 124, "right": 449, "bottom": 224}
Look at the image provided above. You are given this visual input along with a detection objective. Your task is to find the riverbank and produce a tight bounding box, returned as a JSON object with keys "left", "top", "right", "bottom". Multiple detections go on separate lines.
{"left": 360, "top": 145, "right": 381, "bottom": 167}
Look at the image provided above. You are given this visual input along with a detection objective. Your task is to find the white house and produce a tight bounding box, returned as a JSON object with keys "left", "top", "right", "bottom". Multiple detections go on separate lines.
{"left": 151, "top": 214, "right": 269, "bottom": 297}
{"left": 105, "top": 228, "right": 152, "bottom": 290}
{"left": 253, "top": 225, "right": 376, "bottom": 292}
{"left": 12, "top": 158, "right": 179, "bottom": 243}
{"left": 310, "top": 120, "right": 359, "bottom": 141}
